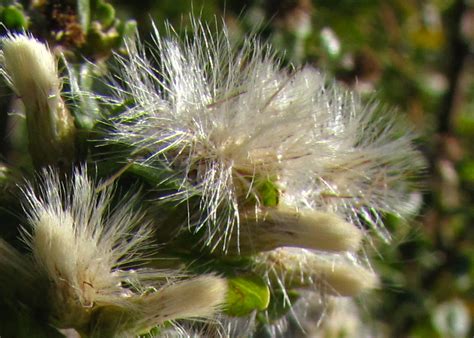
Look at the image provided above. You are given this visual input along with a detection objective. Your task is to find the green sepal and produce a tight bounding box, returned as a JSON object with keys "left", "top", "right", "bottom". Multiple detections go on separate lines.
{"left": 117, "top": 20, "right": 138, "bottom": 44}
{"left": 224, "top": 275, "right": 270, "bottom": 317}
{"left": 126, "top": 162, "right": 183, "bottom": 191}
{"left": 255, "top": 177, "right": 279, "bottom": 207}
{"left": 137, "top": 325, "right": 162, "bottom": 338}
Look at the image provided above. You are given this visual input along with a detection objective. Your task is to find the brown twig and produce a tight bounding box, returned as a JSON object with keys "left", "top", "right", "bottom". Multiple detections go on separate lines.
{"left": 438, "top": 0, "right": 469, "bottom": 135}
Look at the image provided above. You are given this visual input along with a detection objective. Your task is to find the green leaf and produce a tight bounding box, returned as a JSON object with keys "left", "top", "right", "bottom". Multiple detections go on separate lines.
{"left": 65, "top": 62, "right": 100, "bottom": 131}
{"left": 224, "top": 275, "right": 270, "bottom": 317}
{"left": 127, "top": 162, "right": 180, "bottom": 189}
{"left": 1, "top": 5, "right": 28, "bottom": 30}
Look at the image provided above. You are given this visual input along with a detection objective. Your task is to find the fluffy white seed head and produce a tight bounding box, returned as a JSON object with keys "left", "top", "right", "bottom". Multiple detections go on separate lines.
{"left": 19, "top": 167, "right": 228, "bottom": 335}
{"left": 109, "top": 19, "right": 424, "bottom": 251}
{"left": 21, "top": 167, "right": 155, "bottom": 328}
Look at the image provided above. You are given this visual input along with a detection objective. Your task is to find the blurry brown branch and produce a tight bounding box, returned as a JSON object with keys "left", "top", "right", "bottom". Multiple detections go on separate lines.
{"left": 438, "top": 0, "right": 470, "bottom": 135}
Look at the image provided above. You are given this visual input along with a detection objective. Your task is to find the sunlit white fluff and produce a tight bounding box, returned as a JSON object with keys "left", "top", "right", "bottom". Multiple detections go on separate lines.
{"left": 257, "top": 292, "right": 376, "bottom": 338}
{"left": 19, "top": 167, "right": 227, "bottom": 335}
{"left": 21, "top": 167, "right": 154, "bottom": 328}
{"left": 254, "top": 248, "right": 378, "bottom": 298}
{"left": 0, "top": 33, "right": 76, "bottom": 166}
{"left": 250, "top": 248, "right": 378, "bottom": 337}
{"left": 310, "top": 298, "right": 379, "bottom": 338}
{"left": 109, "top": 19, "right": 424, "bottom": 251}
{"left": 159, "top": 313, "right": 257, "bottom": 338}
{"left": 0, "top": 33, "right": 59, "bottom": 111}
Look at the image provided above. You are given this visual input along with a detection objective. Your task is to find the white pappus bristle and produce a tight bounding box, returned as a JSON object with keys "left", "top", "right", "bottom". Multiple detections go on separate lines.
{"left": 17, "top": 166, "right": 228, "bottom": 336}
{"left": 255, "top": 248, "right": 378, "bottom": 297}
{"left": 109, "top": 19, "right": 424, "bottom": 253}
{"left": 21, "top": 167, "right": 155, "bottom": 328}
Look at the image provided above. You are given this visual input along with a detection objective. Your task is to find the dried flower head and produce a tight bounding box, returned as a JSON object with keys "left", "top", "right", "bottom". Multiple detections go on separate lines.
{"left": 108, "top": 19, "right": 424, "bottom": 253}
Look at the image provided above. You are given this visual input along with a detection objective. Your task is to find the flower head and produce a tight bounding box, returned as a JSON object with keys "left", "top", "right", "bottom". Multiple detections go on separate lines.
{"left": 21, "top": 166, "right": 154, "bottom": 328}
{"left": 0, "top": 166, "right": 229, "bottom": 336}
{"left": 109, "top": 19, "right": 424, "bottom": 253}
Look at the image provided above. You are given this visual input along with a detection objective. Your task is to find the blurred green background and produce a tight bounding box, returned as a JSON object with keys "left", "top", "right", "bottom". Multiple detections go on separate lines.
{"left": 0, "top": 0, "right": 473, "bottom": 337}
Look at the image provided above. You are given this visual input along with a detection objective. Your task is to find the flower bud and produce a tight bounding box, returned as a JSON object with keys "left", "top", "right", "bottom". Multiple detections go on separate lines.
{"left": 256, "top": 248, "right": 378, "bottom": 297}
{"left": 133, "top": 275, "right": 228, "bottom": 325}
{"left": 0, "top": 34, "right": 75, "bottom": 167}
{"left": 233, "top": 205, "right": 362, "bottom": 255}
{"left": 93, "top": 275, "right": 228, "bottom": 337}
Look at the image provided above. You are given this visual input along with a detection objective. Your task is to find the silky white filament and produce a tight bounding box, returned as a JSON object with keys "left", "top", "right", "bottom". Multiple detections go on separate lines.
{"left": 109, "top": 19, "right": 424, "bottom": 252}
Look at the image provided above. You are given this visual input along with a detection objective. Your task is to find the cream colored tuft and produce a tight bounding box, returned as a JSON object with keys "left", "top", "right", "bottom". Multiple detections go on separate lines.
{"left": 19, "top": 167, "right": 228, "bottom": 335}
{"left": 256, "top": 248, "right": 378, "bottom": 297}
{"left": 22, "top": 167, "right": 154, "bottom": 328}
{"left": 1, "top": 33, "right": 59, "bottom": 110}
{"left": 91, "top": 275, "right": 228, "bottom": 337}
{"left": 134, "top": 275, "right": 228, "bottom": 326}
{"left": 236, "top": 205, "right": 362, "bottom": 254}
{"left": 0, "top": 33, "right": 75, "bottom": 166}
